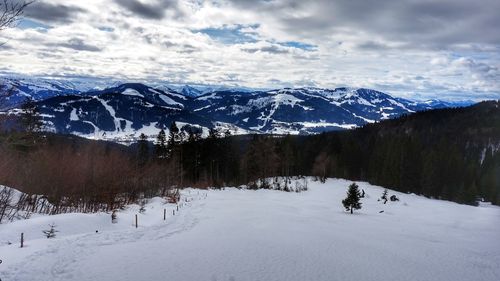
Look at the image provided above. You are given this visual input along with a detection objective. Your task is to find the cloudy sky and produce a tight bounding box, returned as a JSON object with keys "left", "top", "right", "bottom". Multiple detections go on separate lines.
{"left": 0, "top": 0, "right": 499, "bottom": 100}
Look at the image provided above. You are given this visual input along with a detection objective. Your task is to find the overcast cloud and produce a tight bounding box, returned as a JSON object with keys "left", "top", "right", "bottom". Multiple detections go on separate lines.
{"left": 0, "top": 0, "right": 498, "bottom": 100}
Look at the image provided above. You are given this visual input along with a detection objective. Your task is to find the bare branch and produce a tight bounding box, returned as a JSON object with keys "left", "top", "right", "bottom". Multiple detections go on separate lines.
{"left": 0, "top": 0, "right": 34, "bottom": 31}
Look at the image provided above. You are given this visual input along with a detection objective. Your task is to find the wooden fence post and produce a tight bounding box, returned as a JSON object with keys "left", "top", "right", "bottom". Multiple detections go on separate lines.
{"left": 164, "top": 209, "right": 166, "bottom": 221}
{"left": 20, "top": 233, "right": 24, "bottom": 248}
{"left": 135, "top": 214, "right": 138, "bottom": 228}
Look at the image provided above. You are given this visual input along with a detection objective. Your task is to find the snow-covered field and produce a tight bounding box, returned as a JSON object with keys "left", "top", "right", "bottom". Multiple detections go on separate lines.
{"left": 1, "top": 179, "right": 499, "bottom": 281}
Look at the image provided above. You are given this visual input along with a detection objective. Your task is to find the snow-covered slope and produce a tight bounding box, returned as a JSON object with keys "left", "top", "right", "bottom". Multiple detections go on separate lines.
{"left": 0, "top": 77, "right": 81, "bottom": 110}
{"left": 1, "top": 179, "right": 499, "bottom": 281}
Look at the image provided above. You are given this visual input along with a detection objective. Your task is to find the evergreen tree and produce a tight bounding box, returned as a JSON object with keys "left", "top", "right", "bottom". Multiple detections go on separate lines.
{"left": 166, "top": 122, "right": 180, "bottom": 158}
{"left": 185, "top": 127, "right": 202, "bottom": 182}
{"left": 16, "top": 97, "right": 44, "bottom": 149}
{"left": 208, "top": 128, "right": 220, "bottom": 139}
{"left": 457, "top": 181, "right": 479, "bottom": 206}
{"left": 187, "top": 127, "right": 202, "bottom": 143}
{"left": 168, "top": 122, "right": 180, "bottom": 143}
{"left": 154, "top": 129, "right": 167, "bottom": 159}
{"left": 342, "top": 183, "right": 362, "bottom": 214}
{"left": 278, "top": 133, "right": 295, "bottom": 182}
{"left": 137, "top": 133, "right": 149, "bottom": 167}
{"left": 242, "top": 135, "right": 278, "bottom": 188}
{"left": 165, "top": 122, "right": 185, "bottom": 185}
{"left": 21, "top": 97, "right": 42, "bottom": 134}
{"left": 178, "top": 130, "right": 186, "bottom": 144}
{"left": 421, "top": 149, "right": 442, "bottom": 198}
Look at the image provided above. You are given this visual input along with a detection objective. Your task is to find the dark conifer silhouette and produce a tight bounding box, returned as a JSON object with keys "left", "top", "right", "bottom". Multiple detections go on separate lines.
{"left": 342, "top": 183, "right": 362, "bottom": 214}
{"left": 154, "top": 129, "right": 167, "bottom": 159}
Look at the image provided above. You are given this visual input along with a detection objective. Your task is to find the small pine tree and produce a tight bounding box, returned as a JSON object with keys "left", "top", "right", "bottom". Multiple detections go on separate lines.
{"left": 137, "top": 133, "right": 149, "bottom": 167}
{"left": 342, "top": 183, "right": 362, "bottom": 214}
{"left": 43, "top": 223, "right": 58, "bottom": 238}
{"left": 381, "top": 189, "right": 388, "bottom": 204}
{"left": 166, "top": 122, "right": 180, "bottom": 158}
{"left": 154, "top": 129, "right": 167, "bottom": 158}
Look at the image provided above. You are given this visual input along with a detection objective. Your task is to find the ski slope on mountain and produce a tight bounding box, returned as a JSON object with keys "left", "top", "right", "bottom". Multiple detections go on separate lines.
{"left": 1, "top": 179, "right": 499, "bottom": 281}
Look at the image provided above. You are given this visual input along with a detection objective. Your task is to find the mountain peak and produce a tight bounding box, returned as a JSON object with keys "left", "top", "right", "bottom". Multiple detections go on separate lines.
{"left": 1, "top": 78, "right": 477, "bottom": 142}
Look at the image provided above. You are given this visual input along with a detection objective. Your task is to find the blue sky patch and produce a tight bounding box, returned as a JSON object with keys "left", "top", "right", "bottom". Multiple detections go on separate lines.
{"left": 194, "top": 24, "right": 259, "bottom": 44}
{"left": 278, "top": 41, "right": 317, "bottom": 51}
{"left": 18, "top": 19, "right": 51, "bottom": 30}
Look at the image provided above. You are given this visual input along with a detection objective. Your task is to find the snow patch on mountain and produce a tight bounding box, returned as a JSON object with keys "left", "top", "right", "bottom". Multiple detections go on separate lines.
{"left": 300, "top": 121, "right": 358, "bottom": 130}
{"left": 69, "top": 108, "right": 79, "bottom": 121}
{"left": 122, "top": 88, "right": 144, "bottom": 98}
{"left": 196, "top": 93, "right": 221, "bottom": 101}
{"left": 157, "top": 94, "right": 182, "bottom": 107}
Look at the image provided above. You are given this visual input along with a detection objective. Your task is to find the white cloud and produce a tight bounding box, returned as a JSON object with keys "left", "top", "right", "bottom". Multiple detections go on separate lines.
{"left": 0, "top": 0, "right": 498, "bottom": 100}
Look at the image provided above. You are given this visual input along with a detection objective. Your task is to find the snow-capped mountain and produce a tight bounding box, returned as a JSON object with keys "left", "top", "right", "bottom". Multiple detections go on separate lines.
{"left": 1, "top": 78, "right": 474, "bottom": 141}
{"left": 179, "top": 85, "right": 203, "bottom": 97}
{"left": 0, "top": 77, "right": 81, "bottom": 110}
{"left": 188, "top": 87, "right": 458, "bottom": 134}
{"left": 162, "top": 84, "right": 258, "bottom": 98}
{"left": 35, "top": 83, "right": 213, "bottom": 142}
{"left": 0, "top": 76, "right": 127, "bottom": 110}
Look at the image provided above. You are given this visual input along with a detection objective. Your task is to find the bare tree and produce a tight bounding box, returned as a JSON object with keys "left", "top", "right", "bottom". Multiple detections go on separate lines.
{"left": 0, "top": 0, "right": 33, "bottom": 31}
{"left": 312, "top": 151, "right": 331, "bottom": 183}
{"left": 0, "top": 1, "right": 34, "bottom": 115}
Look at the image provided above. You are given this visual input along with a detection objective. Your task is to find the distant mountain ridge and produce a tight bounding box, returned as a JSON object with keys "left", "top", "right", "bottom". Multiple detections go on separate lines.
{"left": 0, "top": 78, "right": 475, "bottom": 142}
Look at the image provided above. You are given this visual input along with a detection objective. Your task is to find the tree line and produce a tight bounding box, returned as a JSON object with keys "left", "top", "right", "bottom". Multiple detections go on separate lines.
{"left": 132, "top": 101, "right": 500, "bottom": 206}
{"left": 141, "top": 101, "right": 500, "bottom": 206}
{"left": 0, "top": 100, "right": 499, "bottom": 213}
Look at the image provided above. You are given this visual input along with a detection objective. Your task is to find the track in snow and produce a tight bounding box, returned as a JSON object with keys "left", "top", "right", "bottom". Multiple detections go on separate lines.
{"left": 1, "top": 180, "right": 499, "bottom": 281}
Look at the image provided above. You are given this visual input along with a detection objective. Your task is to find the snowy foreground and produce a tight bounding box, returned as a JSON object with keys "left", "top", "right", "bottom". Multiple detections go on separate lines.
{"left": 1, "top": 179, "right": 499, "bottom": 281}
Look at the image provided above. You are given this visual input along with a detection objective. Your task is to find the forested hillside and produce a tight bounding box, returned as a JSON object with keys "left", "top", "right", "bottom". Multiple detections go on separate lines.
{"left": 303, "top": 101, "right": 500, "bottom": 205}
{"left": 1, "top": 101, "right": 499, "bottom": 210}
